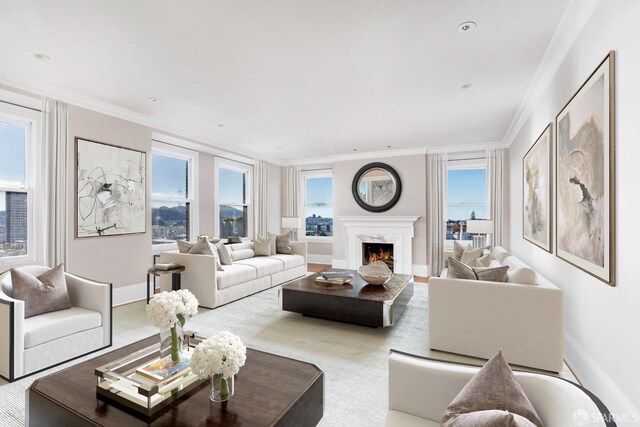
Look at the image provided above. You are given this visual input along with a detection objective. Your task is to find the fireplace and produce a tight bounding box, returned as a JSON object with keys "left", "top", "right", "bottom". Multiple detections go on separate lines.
{"left": 362, "top": 242, "right": 394, "bottom": 272}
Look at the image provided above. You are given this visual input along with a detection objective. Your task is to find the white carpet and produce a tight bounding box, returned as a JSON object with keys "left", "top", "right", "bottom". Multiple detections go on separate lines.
{"left": 0, "top": 281, "right": 433, "bottom": 426}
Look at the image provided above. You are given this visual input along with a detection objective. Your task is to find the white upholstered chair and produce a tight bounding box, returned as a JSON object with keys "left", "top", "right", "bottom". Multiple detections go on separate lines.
{"left": 386, "top": 351, "right": 614, "bottom": 427}
{"left": 0, "top": 266, "right": 112, "bottom": 381}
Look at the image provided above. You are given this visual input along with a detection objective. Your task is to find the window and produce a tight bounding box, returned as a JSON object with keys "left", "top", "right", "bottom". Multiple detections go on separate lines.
{"left": 301, "top": 170, "right": 333, "bottom": 238}
{"left": 151, "top": 142, "right": 197, "bottom": 249}
{"left": 216, "top": 159, "right": 252, "bottom": 239}
{"left": 0, "top": 106, "right": 40, "bottom": 265}
{"left": 446, "top": 166, "right": 487, "bottom": 245}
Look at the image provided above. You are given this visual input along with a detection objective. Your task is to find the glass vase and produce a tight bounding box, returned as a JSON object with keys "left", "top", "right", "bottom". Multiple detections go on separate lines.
{"left": 210, "top": 373, "right": 234, "bottom": 402}
{"left": 160, "top": 322, "right": 184, "bottom": 363}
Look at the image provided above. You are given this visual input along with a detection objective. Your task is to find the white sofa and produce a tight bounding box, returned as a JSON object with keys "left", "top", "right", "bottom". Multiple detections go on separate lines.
{"left": 0, "top": 266, "right": 112, "bottom": 381}
{"left": 159, "top": 241, "right": 307, "bottom": 309}
{"left": 386, "top": 351, "right": 613, "bottom": 427}
{"left": 428, "top": 246, "right": 563, "bottom": 372}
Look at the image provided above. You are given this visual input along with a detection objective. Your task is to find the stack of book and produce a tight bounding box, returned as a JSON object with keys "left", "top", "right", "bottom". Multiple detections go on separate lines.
{"left": 315, "top": 269, "right": 353, "bottom": 285}
{"left": 153, "top": 262, "right": 183, "bottom": 271}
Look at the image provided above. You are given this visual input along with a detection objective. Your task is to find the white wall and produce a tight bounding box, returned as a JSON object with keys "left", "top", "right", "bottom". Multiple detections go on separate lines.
{"left": 507, "top": 0, "right": 640, "bottom": 418}
{"left": 332, "top": 155, "right": 427, "bottom": 273}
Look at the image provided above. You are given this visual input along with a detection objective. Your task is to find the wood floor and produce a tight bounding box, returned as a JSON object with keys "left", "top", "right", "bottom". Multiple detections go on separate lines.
{"left": 307, "top": 263, "right": 428, "bottom": 283}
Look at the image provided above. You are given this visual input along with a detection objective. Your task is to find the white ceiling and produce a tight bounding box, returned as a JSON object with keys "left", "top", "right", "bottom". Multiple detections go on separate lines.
{"left": 0, "top": 0, "right": 570, "bottom": 162}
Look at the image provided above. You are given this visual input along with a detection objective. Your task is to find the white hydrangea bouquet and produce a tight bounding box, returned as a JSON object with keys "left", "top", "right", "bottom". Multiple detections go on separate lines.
{"left": 190, "top": 331, "right": 247, "bottom": 401}
{"left": 146, "top": 289, "right": 199, "bottom": 362}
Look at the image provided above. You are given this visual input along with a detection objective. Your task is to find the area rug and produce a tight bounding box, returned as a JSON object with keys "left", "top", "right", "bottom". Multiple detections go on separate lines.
{"left": 0, "top": 282, "right": 429, "bottom": 426}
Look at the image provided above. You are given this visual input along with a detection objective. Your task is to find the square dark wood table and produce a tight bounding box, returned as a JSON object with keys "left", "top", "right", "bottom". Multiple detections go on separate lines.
{"left": 281, "top": 270, "right": 414, "bottom": 327}
{"left": 28, "top": 336, "right": 324, "bottom": 426}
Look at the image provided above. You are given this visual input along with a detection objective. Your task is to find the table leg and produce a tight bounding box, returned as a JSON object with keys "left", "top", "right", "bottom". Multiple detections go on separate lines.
{"left": 172, "top": 273, "right": 181, "bottom": 291}
{"left": 146, "top": 274, "right": 151, "bottom": 303}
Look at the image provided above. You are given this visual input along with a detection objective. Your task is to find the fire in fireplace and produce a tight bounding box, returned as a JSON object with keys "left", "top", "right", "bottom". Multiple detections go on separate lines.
{"left": 362, "top": 242, "right": 394, "bottom": 272}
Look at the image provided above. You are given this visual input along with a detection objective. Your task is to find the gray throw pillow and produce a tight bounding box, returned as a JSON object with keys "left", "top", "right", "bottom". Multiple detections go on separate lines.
{"left": 473, "top": 265, "right": 510, "bottom": 282}
{"left": 11, "top": 264, "right": 72, "bottom": 318}
{"left": 214, "top": 242, "right": 233, "bottom": 265}
{"left": 468, "top": 253, "right": 492, "bottom": 268}
{"left": 445, "top": 410, "right": 538, "bottom": 426}
{"left": 188, "top": 236, "right": 215, "bottom": 255}
{"left": 442, "top": 351, "right": 543, "bottom": 427}
{"left": 253, "top": 235, "right": 272, "bottom": 256}
{"left": 272, "top": 232, "right": 292, "bottom": 254}
{"left": 447, "top": 258, "right": 477, "bottom": 280}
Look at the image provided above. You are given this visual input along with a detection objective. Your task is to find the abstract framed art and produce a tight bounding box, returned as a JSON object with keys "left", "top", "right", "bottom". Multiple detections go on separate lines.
{"left": 555, "top": 51, "right": 615, "bottom": 286}
{"left": 523, "top": 123, "right": 552, "bottom": 252}
{"left": 76, "top": 137, "right": 146, "bottom": 238}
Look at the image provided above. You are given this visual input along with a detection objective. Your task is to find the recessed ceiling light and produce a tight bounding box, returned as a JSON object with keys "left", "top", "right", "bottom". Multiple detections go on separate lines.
{"left": 148, "top": 97, "right": 161, "bottom": 103}
{"left": 34, "top": 53, "right": 50, "bottom": 61}
{"left": 387, "top": 145, "right": 392, "bottom": 148}
{"left": 457, "top": 21, "right": 476, "bottom": 33}
{"left": 276, "top": 147, "right": 283, "bottom": 150}
{"left": 461, "top": 83, "right": 473, "bottom": 89}
{"left": 353, "top": 148, "right": 358, "bottom": 152}
{"left": 218, "top": 124, "right": 224, "bottom": 127}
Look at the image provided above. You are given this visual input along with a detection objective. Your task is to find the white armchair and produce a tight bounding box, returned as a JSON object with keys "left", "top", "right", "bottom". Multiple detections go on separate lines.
{"left": 386, "top": 351, "right": 614, "bottom": 427}
{"left": 0, "top": 266, "right": 112, "bottom": 381}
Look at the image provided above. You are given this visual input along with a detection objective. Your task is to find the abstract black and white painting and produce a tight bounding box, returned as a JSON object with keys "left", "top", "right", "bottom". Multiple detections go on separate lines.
{"left": 523, "top": 124, "right": 552, "bottom": 252}
{"left": 556, "top": 52, "right": 614, "bottom": 285}
{"left": 76, "top": 138, "right": 146, "bottom": 238}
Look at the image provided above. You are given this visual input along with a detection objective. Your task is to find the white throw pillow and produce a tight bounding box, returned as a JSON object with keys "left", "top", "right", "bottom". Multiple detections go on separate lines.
{"left": 507, "top": 267, "right": 537, "bottom": 285}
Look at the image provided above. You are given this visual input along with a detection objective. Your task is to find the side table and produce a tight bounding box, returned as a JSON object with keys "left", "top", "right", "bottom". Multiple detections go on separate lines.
{"left": 146, "top": 266, "right": 185, "bottom": 303}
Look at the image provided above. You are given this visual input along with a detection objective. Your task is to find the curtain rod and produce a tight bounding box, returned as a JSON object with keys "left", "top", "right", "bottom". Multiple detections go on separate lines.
{"left": 0, "top": 99, "right": 41, "bottom": 112}
{"left": 447, "top": 156, "right": 491, "bottom": 162}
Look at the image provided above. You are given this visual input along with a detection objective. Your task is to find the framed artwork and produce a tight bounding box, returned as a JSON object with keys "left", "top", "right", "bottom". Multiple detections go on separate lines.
{"left": 76, "top": 137, "right": 146, "bottom": 238}
{"left": 523, "top": 123, "right": 552, "bottom": 252}
{"left": 555, "top": 51, "right": 615, "bottom": 286}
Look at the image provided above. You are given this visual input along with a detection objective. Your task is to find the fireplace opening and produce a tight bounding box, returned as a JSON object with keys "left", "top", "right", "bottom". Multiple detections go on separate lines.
{"left": 362, "top": 242, "right": 394, "bottom": 272}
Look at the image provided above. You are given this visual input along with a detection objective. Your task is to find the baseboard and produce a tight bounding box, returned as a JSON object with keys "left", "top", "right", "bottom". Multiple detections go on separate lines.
{"left": 564, "top": 331, "right": 639, "bottom": 420}
{"left": 412, "top": 264, "right": 429, "bottom": 277}
{"left": 332, "top": 259, "right": 346, "bottom": 269}
{"left": 113, "top": 282, "right": 147, "bottom": 306}
{"left": 307, "top": 254, "right": 332, "bottom": 265}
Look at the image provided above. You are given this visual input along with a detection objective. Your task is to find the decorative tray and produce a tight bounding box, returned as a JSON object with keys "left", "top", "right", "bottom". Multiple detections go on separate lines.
{"left": 95, "top": 332, "right": 205, "bottom": 419}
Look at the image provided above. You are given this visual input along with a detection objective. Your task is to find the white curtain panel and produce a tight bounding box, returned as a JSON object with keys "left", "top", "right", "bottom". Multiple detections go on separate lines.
{"left": 285, "top": 166, "right": 299, "bottom": 217}
{"left": 427, "top": 153, "right": 447, "bottom": 276}
{"left": 487, "top": 148, "right": 506, "bottom": 247}
{"left": 254, "top": 160, "right": 269, "bottom": 237}
{"left": 43, "top": 98, "right": 69, "bottom": 267}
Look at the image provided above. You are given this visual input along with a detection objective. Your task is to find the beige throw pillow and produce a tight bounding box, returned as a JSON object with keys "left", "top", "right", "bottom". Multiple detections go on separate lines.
{"left": 442, "top": 351, "right": 544, "bottom": 427}
{"left": 177, "top": 240, "right": 193, "bottom": 253}
{"left": 11, "top": 264, "right": 72, "bottom": 318}
{"left": 473, "top": 265, "right": 510, "bottom": 282}
{"left": 269, "top": 232, "right": 292, "bottom": 254}
{"left": 453, "top": 241, "right": 472, "bottom": 261}
{"left": 214, "top": 242, "right": 233, "bottom": 265}
{"left": 253, "top": 235, "right": 272, "bottom": 256}
{"left": 460, "top": 247, "right": 484, "bottom": 265}
{"left": 188, "top": 236, "right": 215, "bottom": 255}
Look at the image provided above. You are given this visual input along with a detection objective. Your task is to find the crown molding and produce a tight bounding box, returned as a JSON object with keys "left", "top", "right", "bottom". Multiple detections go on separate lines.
{"left": 291, "top": 146, "right": 427, "bottom": 166}
{"left": 501, "top": 0, "right": 600, "bottom": 147}
{"left": 0, "top": 72, "right": 287, "bottom": 166}
{"left": 425, "top": 141, "right": 507, "bottom": 155}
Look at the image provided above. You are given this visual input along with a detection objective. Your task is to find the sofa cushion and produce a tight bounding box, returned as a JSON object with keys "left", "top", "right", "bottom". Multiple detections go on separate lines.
{"left": 491, "top": 246, "right": 512, "bottom": 263}
{"left": 442, "top": 351, "right": 543, "bottom": 427}
{"left": 214, "top": 242, "right": 233, "bottom": 265}
{"left": 24, "top": 306, "right": 102, "bottom": 348}
{"left": 216, "top": 264, "right": 258, "bottom": 290}
{"left": 235, "top": 257, "right": 284, "bottom": 276}
{"left": 229, "top": 242, "right": 254, "bottom": 251}
{"left": 11, "top": 264, "right": 72, "bottom": 318}
{"left": 231, "top": 249, "right": 255, "bottom": 261}
{"left": 268, "top": 254, "right": 305, "bottom": 270}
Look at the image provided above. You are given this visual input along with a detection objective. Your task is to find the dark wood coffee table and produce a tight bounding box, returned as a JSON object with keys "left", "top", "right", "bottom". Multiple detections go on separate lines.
{"left": 28, "top": 336, "right": 324, "bottom": 426}
{"left": 282, "top": 270, "right": 414, "bottom": 327}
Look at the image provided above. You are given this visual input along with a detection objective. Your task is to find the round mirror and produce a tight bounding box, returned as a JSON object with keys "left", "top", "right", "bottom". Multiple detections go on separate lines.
{"left": 352, "top": 162, "right": 402, "bottom": 212}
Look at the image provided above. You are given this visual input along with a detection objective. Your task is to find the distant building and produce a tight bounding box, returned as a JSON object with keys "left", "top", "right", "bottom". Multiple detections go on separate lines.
{"left": 6, "top": 192, "right": 27, "bottom": 243}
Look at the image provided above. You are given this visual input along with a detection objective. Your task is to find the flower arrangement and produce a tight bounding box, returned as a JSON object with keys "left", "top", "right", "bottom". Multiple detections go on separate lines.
{"left": 146, "top": 289, "right": 198, "bottom": 361}
{"left": 190, "top": 331, "right": 247, "bottom": 401}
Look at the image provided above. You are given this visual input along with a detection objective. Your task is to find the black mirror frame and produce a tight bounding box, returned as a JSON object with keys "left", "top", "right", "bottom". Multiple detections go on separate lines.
{"left": 351, "top": 162, "right": 402, "bottom": 213}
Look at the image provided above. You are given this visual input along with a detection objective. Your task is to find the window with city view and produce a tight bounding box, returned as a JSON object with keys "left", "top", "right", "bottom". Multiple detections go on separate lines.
{"left": 446, "top": 168, "right": 487, "bottom": 243}
{"left": 0, "top": 119, "right": 28, "bottom": 259}
{"left": 303, "top": 172, "right": 333, "bottom": 238}
{"left": 151, "top": 152, "right": 191, "bottom": 245}
{"left": 218, "top": 164, "right": 250, "bottom": 238}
